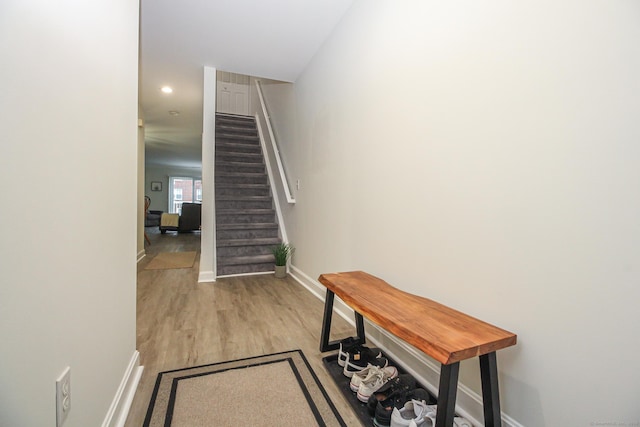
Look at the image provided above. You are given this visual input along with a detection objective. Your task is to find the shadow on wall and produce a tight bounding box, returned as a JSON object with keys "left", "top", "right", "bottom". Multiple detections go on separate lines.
{"left": 500, "top": 344, "right": 545, "bottom": 426}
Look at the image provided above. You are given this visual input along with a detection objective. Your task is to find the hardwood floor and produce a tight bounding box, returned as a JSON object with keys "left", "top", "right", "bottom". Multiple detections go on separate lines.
{"left": 125, "top": 228, "right": 359, "bottom": 426}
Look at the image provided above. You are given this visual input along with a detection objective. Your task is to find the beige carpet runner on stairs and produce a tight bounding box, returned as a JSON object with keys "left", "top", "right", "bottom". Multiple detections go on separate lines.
{"left": 143, "top": 350, "right": 345, "bottom": 426}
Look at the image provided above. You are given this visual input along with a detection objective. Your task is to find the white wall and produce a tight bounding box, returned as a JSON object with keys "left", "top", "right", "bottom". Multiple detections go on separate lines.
{"left": 272, "top": 1, "right": 640, "bottom": 425}
{"left": 0, "top": 1, "right": 139, "bottom": 426}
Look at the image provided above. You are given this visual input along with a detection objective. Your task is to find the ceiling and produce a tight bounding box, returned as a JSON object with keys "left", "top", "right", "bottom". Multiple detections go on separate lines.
{"left": 140, "top": 0, "right": 354, "bottom": 169}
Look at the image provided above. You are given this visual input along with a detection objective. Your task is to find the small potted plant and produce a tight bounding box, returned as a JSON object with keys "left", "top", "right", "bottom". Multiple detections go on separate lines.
{"left": 272, "top": 242, "right": 294, "bottom": 278}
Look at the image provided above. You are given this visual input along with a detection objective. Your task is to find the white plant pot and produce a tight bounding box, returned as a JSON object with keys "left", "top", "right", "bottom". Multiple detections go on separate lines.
{"left": 274, "top": 265, "right": 287, "bottom": 279}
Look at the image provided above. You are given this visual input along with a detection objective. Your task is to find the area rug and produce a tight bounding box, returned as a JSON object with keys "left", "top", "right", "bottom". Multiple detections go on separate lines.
{"left": 143, "top": 350, "right": 346, "bottom": 427}
{"left": 144, "top": 251, "right": 197, "bottom": 270}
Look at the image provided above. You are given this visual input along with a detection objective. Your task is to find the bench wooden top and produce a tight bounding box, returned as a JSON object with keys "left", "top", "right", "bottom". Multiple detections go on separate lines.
{"left": 318, "top": 271, "right": 517, "bottom": 365}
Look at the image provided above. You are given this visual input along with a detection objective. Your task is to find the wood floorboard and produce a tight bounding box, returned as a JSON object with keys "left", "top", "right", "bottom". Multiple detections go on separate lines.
{"left": 125, "top": 229, "right": 359, "bottom": 426}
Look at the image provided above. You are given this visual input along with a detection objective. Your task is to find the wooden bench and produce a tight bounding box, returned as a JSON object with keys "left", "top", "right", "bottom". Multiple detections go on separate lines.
{"left": 318, "top": 271, "right": 517, "bottom": 427}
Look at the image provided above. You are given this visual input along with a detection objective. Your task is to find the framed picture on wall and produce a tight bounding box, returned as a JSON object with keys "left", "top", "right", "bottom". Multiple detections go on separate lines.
{"left": 151, "top": 181, "right": 162, "bottom": 191}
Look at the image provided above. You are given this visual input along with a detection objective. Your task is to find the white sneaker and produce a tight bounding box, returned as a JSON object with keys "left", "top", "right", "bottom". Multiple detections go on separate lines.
{"left": 409, "top": 410, "right": 436, "bottom": 427}
{"left": 350, "top": 364, "right": 398, "bottom": 392}
{"left": 390, "top": 399, "right": 436, "bottom": 427}
{"left": 454, "top": 417, "right": 474, "bottom": 427}
{"left": 356, "top": 365, "right": 398, "bottom": 403}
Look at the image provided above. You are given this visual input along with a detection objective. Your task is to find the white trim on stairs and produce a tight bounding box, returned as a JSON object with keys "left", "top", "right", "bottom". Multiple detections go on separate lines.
{"left": 101, "top": 351, "right": 143, "bottom": 427}
{"left": 288, "top": 265, "right": 524, "bottom": 427}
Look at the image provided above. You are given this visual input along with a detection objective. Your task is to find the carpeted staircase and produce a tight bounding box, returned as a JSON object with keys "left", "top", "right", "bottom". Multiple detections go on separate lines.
{"left": 215, "top": 113, "right": 281, "bottom": 276}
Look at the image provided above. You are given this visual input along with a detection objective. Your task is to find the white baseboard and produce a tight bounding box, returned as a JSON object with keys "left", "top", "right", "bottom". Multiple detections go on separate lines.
{"left": 216, "top": 271, "right": 274, "bottom": 279}
{"left": 288, "top": 265, "right": 522, "bottom": 427}
{"left": 289, "top": 265, "right": 326, "bottom": 301}
{"left": 136, "top": 250, "right": 145, "bottom": 263}
{"left": 102, "top": 351, "right": 144, "bottom": 427}
{"left": 198, "top": 270, "right": 216, "bottom": 283}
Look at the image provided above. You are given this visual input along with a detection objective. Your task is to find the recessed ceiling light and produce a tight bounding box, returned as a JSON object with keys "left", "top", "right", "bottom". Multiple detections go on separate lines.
{"left": 161, "top": 86, "right": 173, "bottom": 94}
{"left": 168, "top": 110, "right": 180, "bottom": 116}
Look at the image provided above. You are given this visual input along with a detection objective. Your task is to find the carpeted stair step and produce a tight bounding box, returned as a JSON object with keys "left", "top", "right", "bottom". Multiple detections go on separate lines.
{"left": 217, "top": 254, "right": 274, "bottom": 266}
{"left": 216, "top": 132, "right": 257, "bottom": 141}
{"left": 217, "top": 237, "right": 280, "bottom": 247}
{"left": 215, "top": 172, "right": 267, "bottom": 185}
{"left": 216, "top": 122, "right": 258, "bottom": 132}
{"left": 216, "top": 132, "right": 260, "bottom": 141}
{"left": 217, "top": 263, "right": 275, "bottom": 276}
{"left": 216, "top": 195, "right": 273, "bottom": 210}
{"left": 215, "top": 161, "right": 265, "bottom": 174}
{"left": 216, "top": 151, "right": 263, "bottom": 163}
{"left": 216, "top": 141, "right": 261, "bottom": 154}
{"left": 216, "top": 126, "right": 259, "bottom": 141}
{"left": 216, "top": 115, "right": 255, "bottom": 126}
{"left": 217, "top": 255, "right": 275, "bottom": 276}
{"left": 215, "top": 133, "right": 259, "bottom": 143}
{"left": 216, "top": 208, "right": 276, "bottom": 224}
{"left": 215, "top": 183, "right": 271, "bottom": 197}
{"left": 217, "top": 237, "right": 281, "bottom": 257}
{"left": 216, "top": 223, "right": 279, "bottom": 239}
{"left": 216, "top": 147, "right": 261, "bottom": 157}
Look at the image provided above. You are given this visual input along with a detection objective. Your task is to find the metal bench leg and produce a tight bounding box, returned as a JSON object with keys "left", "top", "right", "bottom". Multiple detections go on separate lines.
{"left": 480, "top": 352, "right": 502, "bottom": 427}
{"left": 436, "top": 362, "right": 459, "bottom": 427}
{"left": 320, "top": 290, "right": 367, "bottom": 352}
{"left": 320, "top": 290, "right": 336, "bottom": 352}
{"left": 355, "top": 311, "right": 365, "bottom": 344}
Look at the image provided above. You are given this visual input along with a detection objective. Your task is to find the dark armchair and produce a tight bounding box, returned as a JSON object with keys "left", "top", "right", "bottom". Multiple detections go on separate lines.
{"left": 160, "top": 203, "right": 201, "bottom": 234}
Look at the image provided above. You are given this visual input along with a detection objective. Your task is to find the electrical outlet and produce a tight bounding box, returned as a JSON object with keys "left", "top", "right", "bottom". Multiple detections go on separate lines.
{"left": 296, "top": 179, "right": 301, "bottom": 190}
{"left": 56, "top": 367, "right": 71, "bottom": 427}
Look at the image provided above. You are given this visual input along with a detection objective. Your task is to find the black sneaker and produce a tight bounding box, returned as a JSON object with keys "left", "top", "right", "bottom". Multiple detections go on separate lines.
{"left": 342, "top": 347, "right": 387, "bottom": 378}
{"left": 366, "top": 374, "right": 416, "bottom": 416}
{"left": 337, "top": 337, "right": 361, "bottom": 367}
{"left": 337, "top": 337, "right": 382, "bottom": 367}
